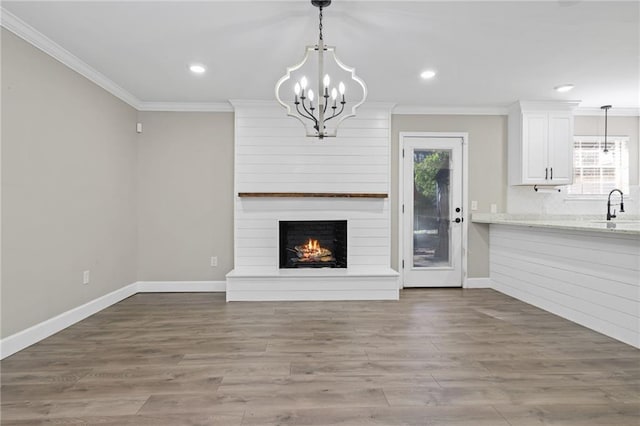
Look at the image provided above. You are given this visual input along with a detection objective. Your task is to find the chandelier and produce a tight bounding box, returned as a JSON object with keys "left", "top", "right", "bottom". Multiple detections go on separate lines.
{"left": 275, "top": 0, "right": 367, "bottom": 139}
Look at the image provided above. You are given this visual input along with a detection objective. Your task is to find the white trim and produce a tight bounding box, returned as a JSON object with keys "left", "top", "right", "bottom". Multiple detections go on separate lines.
{"left": 398, "top": 132, "right": 469, "bottom": 289}
{"left": 575, "top": 107, "right": 640, "bottom": 117}
{"left": 512, "top": 100, "right": 581, "bottom": 112}
{"left": 137, "top": 280, "right": 226, "bottom": 292}
{"left": 0, "top": 281, "right": 226, "bottom": 359}
{"left": 393, "top": 105, "right": 508, "bottom": 116}
{"left": 465, "top": 277, "right": 491, "bottom": 289}
{"left": 137, "top": 102, "right": 233, "bottom": 112}
{"left": 0, "top": 283, "right": 138, "bottom": 359}
{"left": 0, "top": 7, "right": 140, "bottom": 109}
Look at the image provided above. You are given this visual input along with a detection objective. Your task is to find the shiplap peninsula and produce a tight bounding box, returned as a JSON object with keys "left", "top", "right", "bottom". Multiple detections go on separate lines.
{"left": 226, "top": 101, "right": 399, "bottom": 301}
{"left": 473, "top": 214, "right": 640, "bottom": 348}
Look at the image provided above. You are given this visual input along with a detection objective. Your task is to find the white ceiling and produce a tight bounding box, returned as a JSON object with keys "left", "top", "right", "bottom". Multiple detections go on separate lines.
{"left": 3, "top": 1, "right": 639, "bottom": 110}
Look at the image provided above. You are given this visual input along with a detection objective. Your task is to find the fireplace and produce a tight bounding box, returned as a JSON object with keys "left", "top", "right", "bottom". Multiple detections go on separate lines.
{"left": 226, "top": 101, "right": 398, "bottom": 301}
{"left": 279, "top": 220, "right": 347, "bottom": 269}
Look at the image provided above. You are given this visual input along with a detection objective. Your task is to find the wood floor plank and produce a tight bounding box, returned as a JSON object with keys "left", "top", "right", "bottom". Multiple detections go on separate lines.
{"left": 1, "top": 289, "right": 638, "bottom": 424}
{"left": 493, "top": 403, "right": 640, "bottom": 426}
{"left": 241, "top": 405, "right": 511, "bottom": 426}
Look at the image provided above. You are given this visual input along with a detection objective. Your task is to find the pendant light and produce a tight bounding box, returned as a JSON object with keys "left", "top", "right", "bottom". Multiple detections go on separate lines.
{"left": 275, "top": 0, "right": 367, "bottom": 139}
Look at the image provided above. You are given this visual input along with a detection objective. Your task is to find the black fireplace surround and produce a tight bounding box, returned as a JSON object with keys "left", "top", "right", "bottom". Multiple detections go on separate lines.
{"left": 279, "top": 220, "right": 347, "bottom": 269}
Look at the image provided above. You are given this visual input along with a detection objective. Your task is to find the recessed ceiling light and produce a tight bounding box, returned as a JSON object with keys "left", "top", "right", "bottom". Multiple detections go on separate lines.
{"left": 420, "top": 70, "right": 437, "bottom": 80}
{"left": 554, "top": 84, "right": 574, "bottom": 93}
{"left": 189, "top": 64, "right": 206, "bottom": 74}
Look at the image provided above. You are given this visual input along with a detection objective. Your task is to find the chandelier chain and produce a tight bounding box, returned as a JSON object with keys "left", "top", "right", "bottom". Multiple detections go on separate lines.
{"left": 319, "top": 6, "right": 323, "bottom": 41}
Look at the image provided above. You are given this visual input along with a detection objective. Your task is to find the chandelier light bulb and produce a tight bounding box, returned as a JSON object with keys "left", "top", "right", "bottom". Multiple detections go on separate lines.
{"left": 323, "top": 74, "right": 331, "bottom": 87}
{"left": 300, "top": 76, "right": 308, "bottom": 89}
{"left": 338, "top": 82, "right": 345, "bottom": 95}
{"left": 294, "top": 83, "right": 301, "bottom": 96}
{"left": 308, "top": 89, "right": 315, "bottom": 102}
{"left": 331, "top": 88, "right": 338, "bottom": 100}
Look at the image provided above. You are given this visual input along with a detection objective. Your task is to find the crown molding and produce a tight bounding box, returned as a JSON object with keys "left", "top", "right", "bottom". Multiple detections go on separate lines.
{"left": 137, "top": 102, "right": 233, "bottom": 112}
{"left": 393, "top": 105, "right": 509, "bottom": 115}
{"left": 228, "top": 99, "right": 279, "bottom": 108}
{"left": 0, "top": 7, "right": 141, "bottom": 109}
{"left": 509, "top": 100, "right": 582, "bottom": 112}
{"left": 574, "top": 106, "right": 640, "bottom": 117}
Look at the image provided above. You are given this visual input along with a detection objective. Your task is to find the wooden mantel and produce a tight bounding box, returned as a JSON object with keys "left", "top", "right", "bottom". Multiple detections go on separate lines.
{"left": 238, "top": 192, "right": 388, "bottom": 199}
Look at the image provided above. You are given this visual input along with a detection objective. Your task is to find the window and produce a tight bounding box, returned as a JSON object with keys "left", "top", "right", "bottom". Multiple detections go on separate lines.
{"left": 567, "top": 136, "right": 629, "bottom": 196}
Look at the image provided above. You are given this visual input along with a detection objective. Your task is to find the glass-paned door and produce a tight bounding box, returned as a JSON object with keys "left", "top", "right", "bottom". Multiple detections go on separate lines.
{"left": 403, "top": 137, "right": 463, "bottom": 287}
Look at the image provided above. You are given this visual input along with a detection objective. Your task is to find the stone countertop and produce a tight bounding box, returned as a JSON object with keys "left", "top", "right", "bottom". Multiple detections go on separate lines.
{"left": 471, "top": 213, "right": 640, "bottom": 236}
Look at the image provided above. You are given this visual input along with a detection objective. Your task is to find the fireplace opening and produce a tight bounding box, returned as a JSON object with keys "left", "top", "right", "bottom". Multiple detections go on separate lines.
{"left": 279, "top": 220, "right": 347, "bottom": 268}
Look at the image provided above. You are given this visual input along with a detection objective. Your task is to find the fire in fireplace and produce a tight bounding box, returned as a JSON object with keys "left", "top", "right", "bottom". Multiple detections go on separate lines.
{"left": 279, "top": 220, "right": 347, "bottom": 268}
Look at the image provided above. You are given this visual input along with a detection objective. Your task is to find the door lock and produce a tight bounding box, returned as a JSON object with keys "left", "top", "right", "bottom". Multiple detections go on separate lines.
{"left": 455, "top": 207, "right": 461, "bottom": 213}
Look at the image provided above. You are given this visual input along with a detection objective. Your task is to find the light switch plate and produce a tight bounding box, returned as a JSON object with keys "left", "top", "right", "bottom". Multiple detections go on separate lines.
{"left": 471, "top": 200, "right": 478, "bottom": 211}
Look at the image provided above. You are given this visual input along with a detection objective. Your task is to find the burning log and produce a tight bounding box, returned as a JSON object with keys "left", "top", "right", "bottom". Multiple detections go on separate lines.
{"left": 287, "top": 239, "right": 335, "bottom": 263}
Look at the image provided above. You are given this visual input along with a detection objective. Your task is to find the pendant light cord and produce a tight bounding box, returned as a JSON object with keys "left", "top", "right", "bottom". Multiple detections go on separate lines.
{"left": 604, "top": 106, "right": 608, "bottom": 152}
{"left": 601, "top": 105, "right": 612, "bottom": 153}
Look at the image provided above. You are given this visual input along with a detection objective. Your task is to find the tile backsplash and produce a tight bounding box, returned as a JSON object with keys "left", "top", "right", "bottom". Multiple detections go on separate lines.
{"left": 507, "top": 185, "right": 639, "bottom": 216}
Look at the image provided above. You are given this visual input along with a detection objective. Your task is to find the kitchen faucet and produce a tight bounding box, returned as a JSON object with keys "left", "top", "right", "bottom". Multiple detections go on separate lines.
{"left": 607, "top": 189, "right": 625, "bottom": 221}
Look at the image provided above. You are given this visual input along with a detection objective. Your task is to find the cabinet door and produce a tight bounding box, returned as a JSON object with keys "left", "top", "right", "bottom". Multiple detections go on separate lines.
{"left": 522, "top": 114, "right": 548, "bottom": 184}
{"left": 547, "top": 113, "right": 573, "bottom": 184}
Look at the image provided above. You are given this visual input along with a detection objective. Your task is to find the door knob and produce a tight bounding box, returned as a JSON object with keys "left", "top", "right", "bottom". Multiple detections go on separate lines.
{"left": 454, "top": 218, "right": 462, "bottom": 223}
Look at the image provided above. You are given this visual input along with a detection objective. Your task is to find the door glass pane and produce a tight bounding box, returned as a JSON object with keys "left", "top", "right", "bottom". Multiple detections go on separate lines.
{"left": 413, "top": 149, "right": 451, "bottom": 268}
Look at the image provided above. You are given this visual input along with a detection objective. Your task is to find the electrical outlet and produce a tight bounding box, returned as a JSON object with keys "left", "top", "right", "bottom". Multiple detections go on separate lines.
{"left": 491, "top": 203, "right": 498, "bottom": 214}
{"left": 471, "top": 200, "right": 478, "bottom": 211}
{"left": 83, "top": 270, "right": 90, "bottom": 285}
{"left": 210, "top": 256, "right": 218, "bottom": 267}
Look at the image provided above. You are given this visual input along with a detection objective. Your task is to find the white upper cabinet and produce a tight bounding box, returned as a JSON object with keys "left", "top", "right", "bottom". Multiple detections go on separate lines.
{"left": 508, "top": 101, "right": 578, "bottom": 186}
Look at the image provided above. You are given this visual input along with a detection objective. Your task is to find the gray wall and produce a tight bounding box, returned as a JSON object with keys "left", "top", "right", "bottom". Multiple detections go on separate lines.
{"left": 1, "top": 29, "right": 138, "bottom": 338}
{"left": 136, "top": 112, "right": 234, "bottom": 282}
{"left": 391, "top": 115, "right": 508, "bottom": 278}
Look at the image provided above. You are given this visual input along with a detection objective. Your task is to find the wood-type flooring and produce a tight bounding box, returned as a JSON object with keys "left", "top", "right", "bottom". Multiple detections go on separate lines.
{"left": 1, "top": 289, "right": 638, "bottom": 425}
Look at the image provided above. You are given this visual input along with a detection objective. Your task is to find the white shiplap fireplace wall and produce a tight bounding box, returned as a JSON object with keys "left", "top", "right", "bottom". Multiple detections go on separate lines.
{"left": 226, "top": 101, "right": 399, "bottom": 301}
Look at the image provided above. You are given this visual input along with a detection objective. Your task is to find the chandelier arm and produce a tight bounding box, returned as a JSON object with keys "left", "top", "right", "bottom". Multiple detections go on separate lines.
{"left": 295, "top": 102, "right": 317, "bottom": 123}
{"left": 323, "top": 103, "right": 345, "bottom": 122}
{"left": 300, "top": 100, "right": 319, "bottom": 127}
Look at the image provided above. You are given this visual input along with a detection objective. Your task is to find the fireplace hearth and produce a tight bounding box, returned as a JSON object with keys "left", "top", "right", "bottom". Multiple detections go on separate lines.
{"left": 279, "top": 220, "right": 347, "bottom": 268}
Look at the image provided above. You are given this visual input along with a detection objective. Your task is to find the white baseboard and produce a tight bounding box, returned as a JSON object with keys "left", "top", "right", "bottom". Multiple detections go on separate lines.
{"left": 0, "top": 280, "right": 226, "bottom": 359}
{"left": 465, "top": 277, "right": 492, "bottom": 289}
{"left": 137, "top": 281, "right": 226, "bottom": 293}
{"left": 0, "top": 283, "right": 138, "bottom": 359}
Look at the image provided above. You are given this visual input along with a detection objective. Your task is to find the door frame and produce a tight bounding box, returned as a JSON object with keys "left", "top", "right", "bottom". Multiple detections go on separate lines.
{"left": 398, "top": 132, "right": 469, "bottom": 288}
